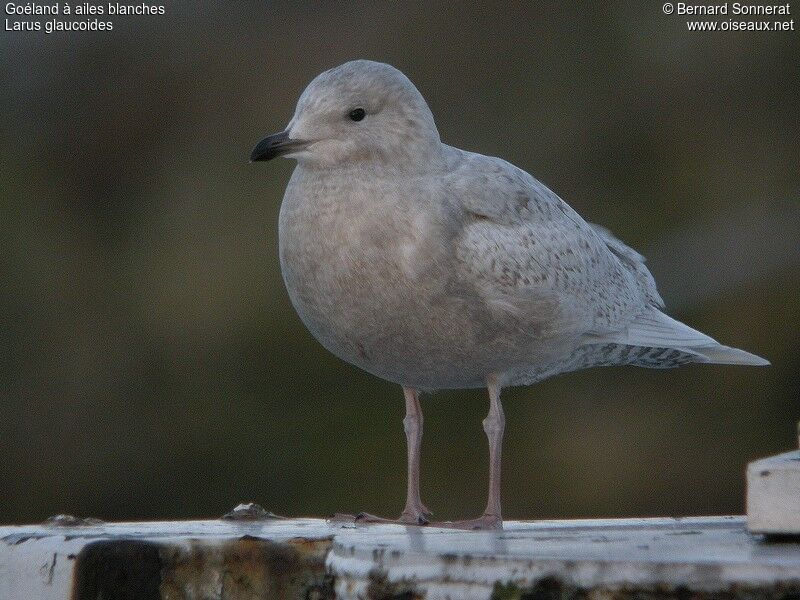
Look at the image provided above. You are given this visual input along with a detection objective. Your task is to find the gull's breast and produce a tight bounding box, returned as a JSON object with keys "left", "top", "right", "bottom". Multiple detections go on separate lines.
{"left": 276, "top": 169, "right": 502, "bottom": 387}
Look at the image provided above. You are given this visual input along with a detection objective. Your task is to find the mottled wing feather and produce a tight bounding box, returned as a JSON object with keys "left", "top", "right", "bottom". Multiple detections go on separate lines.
{"left": 447, "top": 150, "right": 653, "bottom": 338}
{"left": 588, "top": 223, "right": 664, "bottom": 308}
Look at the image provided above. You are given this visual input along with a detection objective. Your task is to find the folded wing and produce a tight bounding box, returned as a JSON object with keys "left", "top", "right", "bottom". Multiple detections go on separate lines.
{"left": 447, "top": 148, "right": 768, "bottom": 368}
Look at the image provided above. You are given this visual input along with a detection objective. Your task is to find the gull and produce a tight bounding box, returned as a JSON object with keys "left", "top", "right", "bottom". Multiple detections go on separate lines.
{"left": 250, "top": 60, "right": 769, "bottom": 530}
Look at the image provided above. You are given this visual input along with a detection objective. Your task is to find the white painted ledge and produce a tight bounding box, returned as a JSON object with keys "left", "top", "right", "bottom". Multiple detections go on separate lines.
{"left": 2, "top": 515, "right": 800, "bottom": 599}
{"left": 747, "top": 449, "right": 800, "bottom": 535}
{"left": 746, "top": 425, "right": 800, "bottom": 536}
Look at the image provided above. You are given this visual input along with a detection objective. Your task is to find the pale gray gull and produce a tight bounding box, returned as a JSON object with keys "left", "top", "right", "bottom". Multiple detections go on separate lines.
{"left": 251, "top": 60, "right": 769, "bottom": 530}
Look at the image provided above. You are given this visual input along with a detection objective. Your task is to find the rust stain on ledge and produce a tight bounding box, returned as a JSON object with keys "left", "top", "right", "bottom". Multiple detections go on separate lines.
{"left": 71, "top": 535, "right": 335, "bottom": 600}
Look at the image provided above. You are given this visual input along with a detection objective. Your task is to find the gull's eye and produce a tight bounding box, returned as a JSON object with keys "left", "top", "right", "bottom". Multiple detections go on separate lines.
{"left": 348, "top": 108, "right": 366, "bottom": 122}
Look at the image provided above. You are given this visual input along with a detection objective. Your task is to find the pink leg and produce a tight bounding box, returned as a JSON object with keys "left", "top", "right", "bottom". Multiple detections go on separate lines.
{"left": 338, "top": 387, "right": 431, "bottom": 526}
{"left": 433, "top": 374, "right": 504, "bottom": 530}
{"left": 399, "top": 387, "right": 432, "bottom": 524}
{"left": 482, "top": 374, "right": 504, "bottom": 525}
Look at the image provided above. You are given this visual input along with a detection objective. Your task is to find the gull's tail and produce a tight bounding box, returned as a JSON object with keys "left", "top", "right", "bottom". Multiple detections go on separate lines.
{"left": 598, "top": 308, "right": 770, "bottom": 367}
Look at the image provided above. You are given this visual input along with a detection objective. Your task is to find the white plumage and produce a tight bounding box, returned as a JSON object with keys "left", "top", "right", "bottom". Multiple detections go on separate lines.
{"left": 251, "top": 60, "right": 768, "bottom": 529}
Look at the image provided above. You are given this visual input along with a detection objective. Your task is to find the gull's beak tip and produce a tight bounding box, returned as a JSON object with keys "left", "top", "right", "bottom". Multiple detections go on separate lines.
{"left": 251, "top": 130, "right": 306, "bottom": 162}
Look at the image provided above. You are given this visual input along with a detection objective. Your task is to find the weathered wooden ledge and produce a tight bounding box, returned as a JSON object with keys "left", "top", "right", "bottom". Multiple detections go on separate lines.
{"left": 2, "top": 513, "right": 800, "bottom": 599}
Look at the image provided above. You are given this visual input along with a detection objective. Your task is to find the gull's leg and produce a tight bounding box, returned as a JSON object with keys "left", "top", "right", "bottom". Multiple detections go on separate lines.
{"left": 481, "top": 374, "right": 505, "bottom": 527}
{"left": 399, "top": 386, "right": 432, "bottom": 524}
{"left": 433, "top": 374, "right": 504, "bottom": 530}
{"left": 341, "top": 386, "right": 431, "bottom": 526}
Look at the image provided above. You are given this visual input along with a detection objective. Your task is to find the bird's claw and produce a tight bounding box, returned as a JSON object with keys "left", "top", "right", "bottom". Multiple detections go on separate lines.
{"left": 329, "top": 510, "right": 432, "bottom": 526}
{"left": 400, "top": 502, "right": 432, "bottom": 524}
{"left": 354, "top": 512, "right": 394, "bottom": 523}
{"left": 399, "top": 510, "right": 430, "bottom": 526}
{"left": 430, "top": 514, "right": 503, "bottom": 530}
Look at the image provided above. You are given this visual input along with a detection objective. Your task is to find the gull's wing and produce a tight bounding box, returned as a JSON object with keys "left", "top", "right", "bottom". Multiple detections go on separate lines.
{"left": 587, "top": 222, "right": 664, "bottom": 309}
{"left": 445, "top": 149, "right": 658, "bottom": 339}
{"left": 444, "top": 148, "right": 769, "bottom": 368}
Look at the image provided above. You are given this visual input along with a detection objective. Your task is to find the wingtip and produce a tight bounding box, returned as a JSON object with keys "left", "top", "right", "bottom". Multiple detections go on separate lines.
{"left": 734, "top": 350, "right": 771, "bottom": 367}
{"left": 699, "top": 345, "right": 771, "bottom": 367}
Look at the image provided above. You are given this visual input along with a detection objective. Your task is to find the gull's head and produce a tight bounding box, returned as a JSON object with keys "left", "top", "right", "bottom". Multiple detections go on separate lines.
{"left": 251, "top": 60, "right": 441, "bottom": 169}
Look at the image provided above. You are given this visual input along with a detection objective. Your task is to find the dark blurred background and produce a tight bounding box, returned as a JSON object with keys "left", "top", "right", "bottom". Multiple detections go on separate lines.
{"left": 1, "top": 2, "right": 798, "bottom": 525}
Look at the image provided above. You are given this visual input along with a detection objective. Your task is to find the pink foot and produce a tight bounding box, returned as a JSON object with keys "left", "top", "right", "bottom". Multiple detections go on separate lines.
{"left": 354, "top": 512, "right": 395, "bottom": 524}
{"left": 329, "top": 511, "right": 431, "bottom": 526}
{"left": 398, "top": 508, "right": 431, "bottom": 526}
{"left": 399, "top": 500, "right": 433, "bottom": 525}
{"left": 431, "top": 514, "right": 502, "bottom": 530}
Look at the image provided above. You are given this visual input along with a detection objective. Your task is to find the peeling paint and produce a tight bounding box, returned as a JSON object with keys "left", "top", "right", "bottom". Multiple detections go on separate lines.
{"left": 72, "top": 540, "right": 162, "bottom": 600}
{"left": 69, "top": 535, "right": 335, "bottom": 600}
{"left": 366, "top": 568, "right": 423, "bottom": 600}
{"left": 221, "top": 503, "right": 282, "bottom": 521}
{"left": 171, "top": 535, "right": 332, "bottom": 599}
{"left": 46, "top": 552, "right": 57, "bottom": 584}
{"left": 45, "top": 514, "right": 104, "bottom": 527}
{"left": 491, "top": 577, "right": 800, "bottom": 600}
